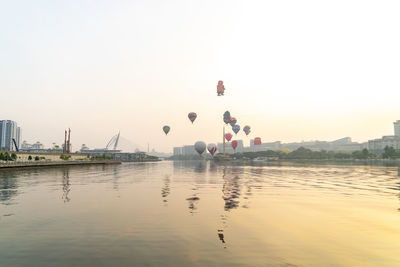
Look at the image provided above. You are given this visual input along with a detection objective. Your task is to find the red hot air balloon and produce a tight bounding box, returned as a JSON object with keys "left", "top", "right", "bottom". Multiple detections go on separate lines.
{"left": 231, "top": 140, "right": 238, "bottom": 151}
{"left": 254, "top": 137, "right": 262, "bottom": 145}
{"left": 225, "top": 133, "right": 233, "bottom": 142}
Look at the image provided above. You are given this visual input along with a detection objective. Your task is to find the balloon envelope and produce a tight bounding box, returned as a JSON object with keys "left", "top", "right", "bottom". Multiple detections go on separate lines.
{"left": 231, "top": 140, "right": 238, "bottom": 150}
{"left": 217, "top": 80, "right": 225, "bottom": 96}
{"left": 225, "top": 133, "right": 233, "bottom": 142}
{"left": 194, "top": 141, "right": 206, "bottom": 155}
{"left": 232, "top": 125, "right": 240, "bottom": 135}
{"left": 207, "top": 143, "right": 217, "bottom": 156}
{"left": 223, "top": 111, "right": 231, "bottom": 124}
{"left": 188, "top": 112, "right": 197, "bottom": 124}
{"left": 162, "top": 126, "right": 170, "bottom": 135}
{"left": 254, "top": 137, "right": 262, "bottom": 145}
{"left": 229, "top": 117, "right": 237, "bottom": 127}
{"left": 243, "top": 125, "right": 251, "bottom": 136}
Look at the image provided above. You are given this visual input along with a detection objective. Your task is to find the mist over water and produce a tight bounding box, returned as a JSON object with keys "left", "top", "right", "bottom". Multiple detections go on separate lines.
{"left": 1, "top": 161, "right": 400, "bottom": 266}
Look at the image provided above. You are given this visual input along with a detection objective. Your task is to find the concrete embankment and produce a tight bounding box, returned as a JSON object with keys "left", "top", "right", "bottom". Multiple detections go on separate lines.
{"left": 0, "top": 160, "right": 121, "bottom": 169}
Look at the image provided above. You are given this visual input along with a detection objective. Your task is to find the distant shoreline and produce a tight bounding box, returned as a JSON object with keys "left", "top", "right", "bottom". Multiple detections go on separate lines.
{"left": 170, "top": 158, "right": 400, "bottom": 167}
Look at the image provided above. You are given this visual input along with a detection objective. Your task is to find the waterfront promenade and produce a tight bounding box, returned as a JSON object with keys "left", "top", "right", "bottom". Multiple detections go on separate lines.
{"left": 0, "top": 160, "right": 121, "bottom": 169}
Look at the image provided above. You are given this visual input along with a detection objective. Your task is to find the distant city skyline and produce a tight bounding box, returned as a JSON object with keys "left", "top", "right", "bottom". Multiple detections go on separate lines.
{"left": 1, "top": 1, "right": 399, "bottom": 152}
{"left": 4, "top": 118, "right": 400, "bottom": 154}
{"left": 175, "top": 119, "right": 400, "bottom": 155}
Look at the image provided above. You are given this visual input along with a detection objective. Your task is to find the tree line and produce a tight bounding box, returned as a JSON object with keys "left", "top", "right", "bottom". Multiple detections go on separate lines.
{"left": 231, "top": 146, "right": 400, "bottom": 160}
{"left": 0, "top": 152, "right": 17, "bottom": 161}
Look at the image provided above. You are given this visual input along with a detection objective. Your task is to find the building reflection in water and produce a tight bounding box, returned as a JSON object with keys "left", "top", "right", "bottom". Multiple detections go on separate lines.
{"left": 398, "top": 166, "right": 400, "bottom": 212}
{"left": 0, "top": 170, "right": 19, "bottom": 206}
{"left": 194, "top": 161, "right": 206, "bottom": 173}
{"left": 186, "top": 186, "right": 200, "bottom": 214}
{"left": 112, "top": 166, "right": 120, "bottom": 191}
{"left": 209, "top": 161, "right": 217, "bottom": 173}
{"left": 161, "top": 175, "right": 171, "bottom": 204}
{"left": 242, "top": 167, "right": 263, "bottom": 209}
{"left": 62, "top": 169, "right": 71, "bottom": 203}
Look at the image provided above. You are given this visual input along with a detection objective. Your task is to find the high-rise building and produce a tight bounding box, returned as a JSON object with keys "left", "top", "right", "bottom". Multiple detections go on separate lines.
{"left": 182, "top": 145, "right": 196, "bottom": 156}
{"left": 0, "top": 120, "right": 21, "bottom": 151}
{"left": 394, "top": 120, "right": 400, "bottom": 137}
{"left": 173, "top": 147, "right": 182, "bottom": 156}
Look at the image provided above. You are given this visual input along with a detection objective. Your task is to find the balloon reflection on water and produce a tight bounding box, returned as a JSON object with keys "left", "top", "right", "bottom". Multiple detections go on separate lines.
{"left": 161, "top": 175, "right": 171, "bottom": 204}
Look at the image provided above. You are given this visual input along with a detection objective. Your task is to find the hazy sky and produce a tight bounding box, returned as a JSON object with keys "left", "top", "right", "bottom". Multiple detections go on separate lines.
{"left": 1, "top": 0, "right": 399, "bottom": 152}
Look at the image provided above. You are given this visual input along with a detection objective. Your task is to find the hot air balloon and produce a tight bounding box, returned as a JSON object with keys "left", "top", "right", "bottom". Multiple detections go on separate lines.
{"left": 194, "top": 141, "right": 206, "bottom": 156}
{"left": 223, "top": 111, "right": 231, "bottom": 124}
{"left": 254, "top": 137, "right": 262, "bottom": 145}
{"left": 162, "top": 126, "right": 170, "bottom": 135}
{"left": 225, "top": 133, "right": 233, "bottom": 142}
{"left": 232, "top": 125, "right": 240, "bottom": 135}
{"left": 231, "top": 140, "right": 238, "bottom": 151}
{"left": 188, "top": 112, "right": 197, "bottom": 124}
{"left": 229, "top": 117, "right": 237, "bottom": 127}
{"left": 207, "top": 143, "right": 217, "bottom": 156}
{"left": 243, "top": 125, "right": 251, "bottom": 136}
{"left": 217, "top": 80, "right": 225, "bottom": 96}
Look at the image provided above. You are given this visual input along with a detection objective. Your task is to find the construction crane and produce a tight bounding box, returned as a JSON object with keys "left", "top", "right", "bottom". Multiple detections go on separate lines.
{"left": 12, "top": 138, "right": 19, "bottom": 152}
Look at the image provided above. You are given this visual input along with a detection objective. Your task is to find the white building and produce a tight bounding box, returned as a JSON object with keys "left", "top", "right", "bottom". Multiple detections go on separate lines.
{"left": 182, "top": 145, "right": 196, "bottom": 156}
{"left": 247, "top": 139, "right": 282, "bottom": 152}
{"left": 217, "top": 140, "right": 244, "bottom": 154}
{"left": 368, "top": 136, "right": 400, "bottom": 152}
{"left": 0, "top": 120, "right": 21, "bottom": 151}
{"left": 173, "top": 147, "right": 182, "bottom": 156}
{"left": 21, "top": 140, "right": 32, "bottom": 149}
{"left": 368, "top": 120, "right": 400, "bottom": 152}
{"left": 80, "top": 144, "right": 90, "bottom": 151}
{"left": 394, "top": 120, "right": 400, "bottom": 137}
{"left": 32, "top": 141, "right": 45, "bottom": 150}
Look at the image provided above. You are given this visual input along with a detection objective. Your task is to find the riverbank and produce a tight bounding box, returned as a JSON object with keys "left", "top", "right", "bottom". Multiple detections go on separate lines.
{"left": 211, "top": 158, "right": 400, "bottom": 167}
{"left": 0, "top": 160, "right": 121, "bottom": 169}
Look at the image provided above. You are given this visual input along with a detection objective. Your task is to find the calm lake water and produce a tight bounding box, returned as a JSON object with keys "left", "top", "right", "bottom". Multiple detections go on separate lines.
{"left": 1, "top": 161, "right": 400, "bottom": 267}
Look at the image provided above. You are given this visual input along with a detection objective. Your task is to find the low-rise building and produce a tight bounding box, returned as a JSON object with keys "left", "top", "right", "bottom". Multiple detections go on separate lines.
{"left": 368, "top": 136, "right": 400, "bottom": 152}
{"left": 367, "top": 120, "right": 400, "bottom": 152}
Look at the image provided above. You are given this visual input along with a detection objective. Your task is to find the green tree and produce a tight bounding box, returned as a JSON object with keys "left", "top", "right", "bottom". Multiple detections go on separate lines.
{"left": 60, "top": 154, "right": 71, "bottom": 160}
{"left": 28, "top": 155, "right": 32, "bottom": 161}
{"left": 34, "top": 156, "right": 40, "bottom": 161}
{"left": 10, "top": 153, "right": 17, "bottom": 161}
{"left": 287, "top": 147, "right": 313, "bottom": 159}
{"left": 383, "top": 146, "right": 396, "bottom": 159}
{"left": 361, "top": 148, "right": 369, "bottom": 159}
